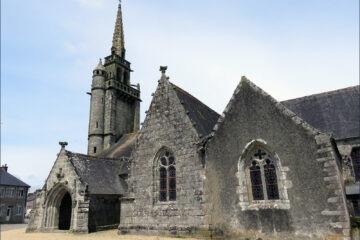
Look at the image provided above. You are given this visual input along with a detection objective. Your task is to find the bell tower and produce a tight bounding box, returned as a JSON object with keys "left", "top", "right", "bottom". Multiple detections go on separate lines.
{"left": 88, "top": 1, "right": 140, "bottom": 156}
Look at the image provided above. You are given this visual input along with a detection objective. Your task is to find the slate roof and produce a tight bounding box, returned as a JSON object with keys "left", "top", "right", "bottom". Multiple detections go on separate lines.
{"left": 0, "top": 168, "right": 30, "bottom": 188}
{"left": 171, "top": 83, "right": 220, "bottom": 137}
{"left": 98, "top": 133, "right": 138, "bottom": 158}
{"left": 282, "top": 85, "right": 360, "bottom": 140}
{"left": 67, "top": 151, "right": 127, "bottom": 195}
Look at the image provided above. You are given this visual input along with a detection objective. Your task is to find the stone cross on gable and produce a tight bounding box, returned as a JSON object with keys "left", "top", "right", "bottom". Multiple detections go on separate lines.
{"left": 254, "top": 149, "right": 266, "bottom": 159}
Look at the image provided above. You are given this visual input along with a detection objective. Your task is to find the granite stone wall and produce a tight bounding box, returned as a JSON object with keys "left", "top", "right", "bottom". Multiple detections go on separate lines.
{"left": 119, "top": 77, "right": 206, "bottom": 234}
{"left": 204, "top": 78, "right": 350, "bottom": 240}
{"left": 27, "top": 148, "right": 90, "bottom": 233}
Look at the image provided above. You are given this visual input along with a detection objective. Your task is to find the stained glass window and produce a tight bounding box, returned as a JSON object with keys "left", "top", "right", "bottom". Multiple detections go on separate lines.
{"left": 250, "top": 161, "right": 264, "bottom": 200}
{"left": 158, "top": 150, "right": 176, "bottom": 202}
{"left": 159, "top": 167, "right": 167, "bottom": 201}
{"left": 168, "top": 166, "right": 176, "bottom": 201}
{"left": 264, "top": 159, "right": 279, "bottom": 200}
{"left": 248, "top": 148, "right": 280, "bottom": 201}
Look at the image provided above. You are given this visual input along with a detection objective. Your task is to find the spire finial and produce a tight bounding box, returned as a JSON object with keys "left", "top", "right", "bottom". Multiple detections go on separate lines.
{"left": 112, "top": 0, "right": 125, "bottom": 56}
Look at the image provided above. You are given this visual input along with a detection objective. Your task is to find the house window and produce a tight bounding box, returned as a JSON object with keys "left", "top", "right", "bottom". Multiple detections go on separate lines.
{"left": 247, "top": 148, "right": 279, "bottom": 201}
{"left": 6, "top": 207, "right": 11, "bottom": 217}
{"left": 96, "top": 121, "right": 99, "bottom": 128}
{"left": 18, "top": 189, "right": 24, "bottom": 198}
{"left": 16, "top": 206, "right": 22, "bottom": 215}
{"left": 0, "top": 205, "right": 5, "bottom": 216}
{"left": 158, "top": 150, "right": 176, "bottom": 202}
{"left": 6, "top": 188, "right": 14, "bottom": 197}
{"left": 93, "top": 147, "right": 97, "bottom": 154}
{"left": 351, "top": 147, "right": 360, "bottom": 181}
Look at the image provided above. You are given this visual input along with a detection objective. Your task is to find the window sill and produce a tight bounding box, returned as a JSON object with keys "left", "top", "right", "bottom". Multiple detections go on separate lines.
{"left": 156, "top": 201, "right": 177, "bottom": 206}
{"left": 239, "top": 199, "right": 290, "bottom": 211}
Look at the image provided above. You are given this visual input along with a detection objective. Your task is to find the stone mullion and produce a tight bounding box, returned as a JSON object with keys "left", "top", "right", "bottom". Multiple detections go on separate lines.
{"left": 166, "top": 166, "right": 170, "bottom": 202}
{"left": 260, "top": 163, "right": 268, "bottom": 200}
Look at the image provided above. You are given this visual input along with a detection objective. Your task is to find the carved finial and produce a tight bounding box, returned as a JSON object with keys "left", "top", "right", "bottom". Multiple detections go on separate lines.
{"left": 160, "top": 66, "right": 168, "bottom": 79}
{"left": 59, "top": 142, "right": 68, "bottom": 149}
{"left": 160, "top": 66, "right": 167, "bottom": 74}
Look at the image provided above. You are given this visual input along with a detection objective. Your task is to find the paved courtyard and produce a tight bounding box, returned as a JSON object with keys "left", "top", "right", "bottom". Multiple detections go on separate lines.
{"left": 0, "top": 224, "right": 198, "bottom": 240}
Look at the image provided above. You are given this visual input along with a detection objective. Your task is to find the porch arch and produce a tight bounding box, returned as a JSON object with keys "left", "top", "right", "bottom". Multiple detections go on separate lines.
{"left": 44, "top": 184, "right": 73, "bottom": 230}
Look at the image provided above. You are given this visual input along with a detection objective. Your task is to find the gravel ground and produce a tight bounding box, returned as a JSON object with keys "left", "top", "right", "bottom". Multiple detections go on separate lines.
{"left": 0, "top": 225, "right": 199, "bottom": 240}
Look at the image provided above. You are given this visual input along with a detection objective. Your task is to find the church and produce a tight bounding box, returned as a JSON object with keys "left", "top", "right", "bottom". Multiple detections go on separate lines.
{"left": 27, "top": 2, "right": 360, "bottom": 240}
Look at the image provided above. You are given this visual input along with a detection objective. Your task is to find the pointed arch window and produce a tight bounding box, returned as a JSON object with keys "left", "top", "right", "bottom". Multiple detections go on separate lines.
{"left": 247, "top": 148, "right": 279, "bottom": 201}
{"left": 158, "top": 150, "right": 176, "bottom": 202}
{"left": 238, "top": 140, "right": 290, "bottom": 210}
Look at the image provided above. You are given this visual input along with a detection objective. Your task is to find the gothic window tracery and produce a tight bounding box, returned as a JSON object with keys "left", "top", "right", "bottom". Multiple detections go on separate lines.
{"left": 247, "top": 148, "right": 280, "bottom": 201}
{"left": 158, "top": 150, "right": 176, "bottom": 202}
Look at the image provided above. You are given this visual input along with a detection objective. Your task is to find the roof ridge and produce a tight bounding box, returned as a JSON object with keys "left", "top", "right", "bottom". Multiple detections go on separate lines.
{"left": 169, "top": 82, "right": 220, "bottom": 116}
{"left": 283, "top": 85, "right": 359, "bottom": 103}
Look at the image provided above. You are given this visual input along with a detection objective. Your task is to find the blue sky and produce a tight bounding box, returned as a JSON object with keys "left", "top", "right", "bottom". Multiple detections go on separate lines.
{"left": 1, "top": 0, "right": 359, "bottom": 191}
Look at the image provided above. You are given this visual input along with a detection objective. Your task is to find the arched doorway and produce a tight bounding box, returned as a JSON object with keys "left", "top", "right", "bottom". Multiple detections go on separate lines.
{"left": 58, "top": 192, "right": 72, "bottom": 230}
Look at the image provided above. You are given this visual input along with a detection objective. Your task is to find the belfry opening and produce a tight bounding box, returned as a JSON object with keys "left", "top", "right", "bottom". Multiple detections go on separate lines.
{"left": 58, "top": 192, "right": 72, "bottom": 230}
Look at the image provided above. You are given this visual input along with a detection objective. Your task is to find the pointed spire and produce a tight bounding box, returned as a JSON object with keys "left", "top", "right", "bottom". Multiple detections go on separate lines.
{"left": 112, "top": 0, "right": 125, "bottom": 56}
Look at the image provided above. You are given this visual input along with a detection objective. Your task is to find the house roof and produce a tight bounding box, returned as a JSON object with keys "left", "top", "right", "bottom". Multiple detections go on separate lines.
{"left": 67, "top": 151, "right": 128, "bottom": 195}
{"left": 0, "top": 168, "right": 30, "bottom": 188}
{"left": 282, "top": 85, "right": 360, "bottom": 140}
{"left": 171, "top": 83, "right": 220, "bottom": 138}
{"left": 98, "top": 133, "right": 138, "bottom": 158}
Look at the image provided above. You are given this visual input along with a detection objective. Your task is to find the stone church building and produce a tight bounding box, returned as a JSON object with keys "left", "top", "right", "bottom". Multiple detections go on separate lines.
{"left": 27, "top": 2, "right": 359, "bottom": 239}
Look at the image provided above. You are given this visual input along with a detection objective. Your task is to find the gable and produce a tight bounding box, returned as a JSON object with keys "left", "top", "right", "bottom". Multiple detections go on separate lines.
{"left": 211, "top": 76, "right": 319, "bottom": 139}
{"left": 282, "top": 85, "right": 360, "bottom": 140}
{"left": 204, "top": 77, "right": 349, "bottom": 236}
{"left": 140, "top": 72, "right": 220, "bottom": 142}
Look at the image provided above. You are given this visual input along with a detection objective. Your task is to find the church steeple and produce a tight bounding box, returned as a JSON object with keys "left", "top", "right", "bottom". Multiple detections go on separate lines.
{"left": 111, "top": 1, "right": 125, "bottom": 57}
{"left": 88, "top": 0, "right": 140, "bottom": 156}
